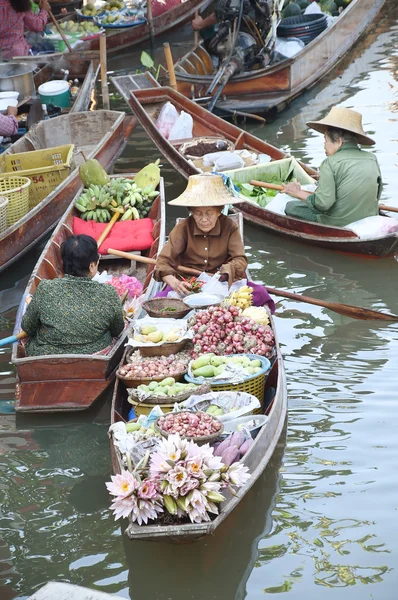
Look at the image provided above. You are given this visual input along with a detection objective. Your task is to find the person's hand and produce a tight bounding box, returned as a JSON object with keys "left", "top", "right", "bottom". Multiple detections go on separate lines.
{"left": 163, "top": 275, "right": 191, "bottom": 296}
{"left": 7, "top": 106, "right": 18, "bottom": 117}
{"left": 217, "top": 272, "right": 228, "bottom": 283}
{"left": 282, "top": 181, "right": 302, "bottom": 198}
{"left": 39, "top": 0, "right": 51, "bottom": 12}
{"left": 192, "top": 15, "right": 205, "bottom": 30}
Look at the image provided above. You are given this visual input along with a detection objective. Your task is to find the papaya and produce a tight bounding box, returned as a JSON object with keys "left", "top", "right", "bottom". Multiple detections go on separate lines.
{"left": 282, "top": 2, "right": 302, "bottom": 17}
{"left": 134, "top": 159, "right": 161, "bottom": 191}
{"left": 79, "top": 159, "right": 110, "bottom": 187}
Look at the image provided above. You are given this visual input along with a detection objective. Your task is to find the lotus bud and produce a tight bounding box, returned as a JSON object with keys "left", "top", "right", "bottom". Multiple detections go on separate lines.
{"left": 186, "top": 490, "right": 195, "bottom": 503}
{"left": 164, "top": 494, "right": 178, "bottom": 515}
{"left": 125, "top": 453, "right": 133, "bottom": 473}
{"left": 166, "top": 459, "right": 176, "bottom": 468}
{"left": 160, "top": 479, "right": 168, "bottom": 492}
{"left": 209, "top": 472, "right": 221, "bottom": 482}
{"left": 220, "top": 465, "right": 229, "bottom": 473}
{"left": 203, "top": 469, "right": 214, "bottom": 477}
{"left": 206, "top": 491, "right": 226, "bottom": 503}
{"left": 176, "top": 496, "right": 188, "bottom": 513}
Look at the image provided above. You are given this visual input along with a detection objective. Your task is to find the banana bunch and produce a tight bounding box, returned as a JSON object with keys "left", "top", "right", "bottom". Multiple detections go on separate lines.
{"left": 227, "top": 285, "right": 253, "bottom": 310}
{"left": 75, "top": 184, "right": 113, "bottom": 222}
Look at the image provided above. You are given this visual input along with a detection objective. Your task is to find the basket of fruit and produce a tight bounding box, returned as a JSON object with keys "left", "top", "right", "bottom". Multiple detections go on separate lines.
{"left": 132, "top": 321, "right": 189, "bottom": 357}
{"left": 127, "top": 379, "right": 211, "bottom": 405}
{"left": 142, "top": 298, "right": 192, "bottom": 320}
{"left": 117, "top": 349, "right": 190, "bottom": 388}
{"left": 155, "top": 411, "right": 224, "bottom": 445}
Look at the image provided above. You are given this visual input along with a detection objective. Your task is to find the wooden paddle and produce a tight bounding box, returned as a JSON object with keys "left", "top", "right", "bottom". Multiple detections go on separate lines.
{"left": 97, "top": 212, "right": 120, "bottom": 249}
{"left": 0, "top": 331, "right": 27, "bottom": 349}
{"left": 379, "top": 204, "right": 398, "bottom": 214}
{"left": 48, "top": 10, "right": 73, "bottom": 52}
{"left": 107, "top": 249, "right": 398, "bottom": 321}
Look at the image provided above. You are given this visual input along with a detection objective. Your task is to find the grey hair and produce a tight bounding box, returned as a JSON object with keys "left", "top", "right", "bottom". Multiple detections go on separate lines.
{"left": 325, "top": 127, "right": 358, "bottom": 144}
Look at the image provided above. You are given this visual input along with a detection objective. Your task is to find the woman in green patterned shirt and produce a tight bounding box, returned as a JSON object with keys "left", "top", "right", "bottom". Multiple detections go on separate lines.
{"left": 22, "top": 235, "right": 125, "bottom": 357}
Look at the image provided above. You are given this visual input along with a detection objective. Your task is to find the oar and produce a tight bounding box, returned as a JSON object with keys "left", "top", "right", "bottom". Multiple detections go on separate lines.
{"left": 48, "top": 10, "right": 73, "bottom": 52}
{"left": 0, "top": 331, "right": 27, "bottom": 349}
{"left": 97, "top": 212, "right": 120, "bottom": 249}
{"left": 107, "top": 249, "right": 398, "bottom": 321}
{"left": 379, "top": 204, "right": 398, "bottom": 214}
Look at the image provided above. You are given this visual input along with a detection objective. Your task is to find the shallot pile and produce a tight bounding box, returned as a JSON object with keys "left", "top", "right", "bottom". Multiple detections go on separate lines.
{"left": 189, "top": 305, "right": 275, "bottom": 358}
{"left": 118, "top": 350, "right": 191, "bottom": 379}
{"left": 157, "top": 411, "right": 222, "bottom": 438}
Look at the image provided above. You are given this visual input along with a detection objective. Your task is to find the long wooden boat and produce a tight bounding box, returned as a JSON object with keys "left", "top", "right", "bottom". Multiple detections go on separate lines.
{"left": 111, "top": 80, "right": 398, "bottom": 258}
{"left": 11, "top": 174, "right": 166, "bottom": 413}
{"left": 173, "top": 0, "right": 387, "bottom": 114}
{"left": 110, "top": 212, "right": 287, "bottom": 542}
{"left": 0, "top": 110, "right": 135, "bottom": 273}
{"left": 63, "top": 0, "right": 213, "bottom": 55}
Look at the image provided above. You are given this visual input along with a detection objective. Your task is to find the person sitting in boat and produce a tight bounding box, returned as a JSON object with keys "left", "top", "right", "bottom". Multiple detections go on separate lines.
{"left": 0, "top": 106, "right": 18, "bottom": 137}
{"left": 0, "top": 0, "right": 50, "bottom": 59}
{"left": 21, "top": 234, "right": 125, "bottom": 357}
{"left": 154, "top": 174, "right": 275, "bottom": 312}
{"left": 283, "top": 106, "right": 382, "bottom": 228}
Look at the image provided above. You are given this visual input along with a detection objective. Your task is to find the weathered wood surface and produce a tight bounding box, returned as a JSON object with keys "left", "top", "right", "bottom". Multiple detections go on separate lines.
{"left": 173, "top": 0, "right": 387, "bottom": 113}
{"left": 112, "top": 83, "right": 398, "bottom": 257}
{"left": 65, "top": 0, "right": 213, "bottom": 54}
{"left": 0, "top": 111, "right": 134, "bottom": 273}
{"left": 11, "top": 175, "right": 166, "bottom": 413}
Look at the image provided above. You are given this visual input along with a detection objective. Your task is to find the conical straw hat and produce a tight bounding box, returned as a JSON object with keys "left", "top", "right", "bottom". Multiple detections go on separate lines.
{"left": 306, "top": 106, "right": 375, "bottom": 146}
{"left": 168, "top": 174, "right": 240, "bottom": 207}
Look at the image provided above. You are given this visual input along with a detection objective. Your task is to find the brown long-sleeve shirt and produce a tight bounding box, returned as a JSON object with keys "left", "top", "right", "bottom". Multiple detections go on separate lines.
{"left": 155, "top": 214, "right": 248, "bottom": 284}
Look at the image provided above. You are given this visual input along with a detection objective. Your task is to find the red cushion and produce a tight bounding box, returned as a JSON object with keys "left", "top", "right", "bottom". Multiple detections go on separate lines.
{"left": 72, "top": 217, "right": 154, "bottom": 255}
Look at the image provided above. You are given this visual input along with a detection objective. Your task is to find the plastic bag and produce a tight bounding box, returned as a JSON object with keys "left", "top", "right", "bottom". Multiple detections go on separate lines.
{"left": 275, "top": 37, "right": 305, "bottom": 58}
{"left": 344, "top": 216, "right": 398, "bottom": 240}
{"left": 198, "top": 272, "right": 229, "bottom": 297}
{"left": 155, "top": 101, "right": 179, "bottom": 139}
{"left": 304, "top": 1, "right": 323, "bottom": 14}
{"left": 178, "top": 391, "right": 261, "bottom": 422}
{"left": 214, "top": 152, "right": 245, "bottom": 172}
{"left": 168, "top": 111, "right": 193, "bottom": 141}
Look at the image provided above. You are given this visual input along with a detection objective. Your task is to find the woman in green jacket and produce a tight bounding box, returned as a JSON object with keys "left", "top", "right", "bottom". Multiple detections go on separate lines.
{"left": 284, "top": 106, "right": 382, "bottom": 228}
{"left": 22, "top": 235, "right": 125, "bottom": 356}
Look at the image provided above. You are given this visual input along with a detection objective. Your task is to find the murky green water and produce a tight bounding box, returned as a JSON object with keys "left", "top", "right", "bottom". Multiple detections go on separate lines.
{"left": 1, "top": 2, "right": 398, "bottom": 598}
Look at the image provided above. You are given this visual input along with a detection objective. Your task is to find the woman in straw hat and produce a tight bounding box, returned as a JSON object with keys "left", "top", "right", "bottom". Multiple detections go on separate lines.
{"left": 283, "top": 106, "right": 382, "bottom": 227}
{"left": 155, "top": 174, "right": 275, "bottom": 311}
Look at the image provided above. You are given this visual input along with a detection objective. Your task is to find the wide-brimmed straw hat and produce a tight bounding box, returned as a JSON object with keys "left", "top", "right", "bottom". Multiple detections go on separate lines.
{"left": 306, "top": 106, "right": 375, "bottom": 146}
{"left": 168, "top": 174, "right": 240, "bottom": 207}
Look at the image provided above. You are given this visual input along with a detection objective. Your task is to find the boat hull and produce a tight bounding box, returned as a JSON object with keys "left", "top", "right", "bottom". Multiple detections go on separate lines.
{"left": 0, "top": 111, "right": 135, "bottom": 273}
{"left": 174, "top": 0, "right": 387, "bottom": 113}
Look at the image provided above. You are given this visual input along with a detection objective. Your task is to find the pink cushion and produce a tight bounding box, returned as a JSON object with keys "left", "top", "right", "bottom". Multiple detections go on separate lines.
{"left": 72, "top": 217, "right": 154, "bottom": 254}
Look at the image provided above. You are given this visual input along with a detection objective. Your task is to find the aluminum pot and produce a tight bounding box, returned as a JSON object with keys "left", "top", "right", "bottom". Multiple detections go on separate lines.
{"left": 0, "top": 62, "right": 36, "bottom": 98}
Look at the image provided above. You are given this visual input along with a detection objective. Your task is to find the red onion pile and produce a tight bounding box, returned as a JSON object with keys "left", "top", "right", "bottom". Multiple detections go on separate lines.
{"left": 189, "top": 305, "right": 275, "bottom": 358}
{"left": 118, "top": 350, "right": 191, "bottom": 379}
{"left": 157, "top": 411, "right": 222, "bottom": 438}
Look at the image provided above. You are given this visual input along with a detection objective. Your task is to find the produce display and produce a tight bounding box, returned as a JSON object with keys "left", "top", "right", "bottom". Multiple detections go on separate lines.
{"left": 56, "top": 20, "right": 101, "bottom": 35}
{"left": 125, "top": 420, "right": 160, "bottom": 440}
{"left": 189, "top": 304, "right": 275, "bottom": 358}
{"left": 118, "top": 350, "right": 191, "bottom": 379}
{"left": 137, "top": 378, "right": 198, "bottom": 398}
{"left": 242, "top": 306, "right": 270, "bottom": 325}
{"left": 157, "top": 411, "right": 222, "bottom": 438}
{"left": 80, "top": 0, "right": 124, "bottom": 15}
{"left": 282, "top": 0, "right": 351, "bottom": 17}
{"left": 232, "top": 181, "right": 280, "bottom": 208}
{"left": 213, "top": 431, "right": 253, "bottom": 464}
{"left": 190, "top": 354, "right": 263, "bottom": 379}
{"left": 180, "top": 277, "right": 204, "bottom": 294}
{"left": 226, "top": 285, "right": 253, "bottom": 310}
{"left": 133, "top": 324, "right": 184, "bottom": 344}
{"left": 75, "top": 160, "right": 160, "bottom": 222}
{"left": 106, "top": 274, "right": 143, "bottom": 298}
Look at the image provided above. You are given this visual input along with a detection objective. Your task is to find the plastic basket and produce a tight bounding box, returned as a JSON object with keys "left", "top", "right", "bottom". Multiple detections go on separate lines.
{"left": 0, "top": 176, "right": 30, "bottom": 227}
{"left": 0, "top": 196, "right": 8, "bottom": 233}
{"left": 185, "top": 354, "right": 271, "bottom": 413}
{"left": 1, "top": 145, "right": 75, "bottom": 209}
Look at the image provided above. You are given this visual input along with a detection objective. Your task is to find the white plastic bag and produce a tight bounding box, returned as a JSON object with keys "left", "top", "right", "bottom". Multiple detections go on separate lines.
{"left": 344, "top": 215, "right": 398, "bottom": 240}
{"left": 178, "top": 391, "right": 261, "bottom": 422}
{"left": 275, "top": 37, "right": 305, "bottom": 58}
{"left": 304, "top": 1, "right": 322, "bottom": 14}
{"left": 214, "top": 152, "right": 245, "bottom": 172}
{"left": 168, "top": 111, "right": 193, "bottom": 141}
{"left": 198, "top": 272, "right": 229, "bottom": 297}
{"left": 155, "top": 101, "right": 179, "bottom": 139}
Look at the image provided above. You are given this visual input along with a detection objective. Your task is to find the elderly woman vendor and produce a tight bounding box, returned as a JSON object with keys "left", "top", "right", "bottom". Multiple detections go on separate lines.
{"left": 155, "top": 174, "right": 275, "bottom": 312}
{"left": 283, "top": 106, "right": 382, "bottom": 227}
{"left": 22, "top": 234, "right": 125, "bottom": 356}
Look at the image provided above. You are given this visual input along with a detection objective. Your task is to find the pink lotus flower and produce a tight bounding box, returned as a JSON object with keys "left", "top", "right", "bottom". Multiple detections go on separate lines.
{"left": 138, "top": 479, "right": 158, "bottom": 500}
{"left": 222, "top": 463, "right": 250, "bottom": 487}
{"left": 106, "top": 471, "right": 138, "bottom": 498}
{"left": 110, "top": 495, "right": 137, "bottom": 520}
{"left": 132, "top": 499, "right": 163, "bottom": 525}
{"left": 166, "top": 466, "right": 188, "bottom": 489}
{"left": 179, "top": 478, "right": 200, "bottom": 497}
{"left": 185, "top": 458, "right": 204, "bottom": 478}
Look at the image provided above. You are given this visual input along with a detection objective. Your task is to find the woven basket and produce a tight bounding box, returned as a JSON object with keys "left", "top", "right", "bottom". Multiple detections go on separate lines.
{"left": 154, "top": 411, "right": 224, "bottom": 446}
{"left": 0, "top": 196, "right": 8, "bottom": 234}
{"left": 127, "top": 382, "right": 211, "bottom": 405}
{"left": 128, "top": 398, "right": 175, "bottom": 417}
{"left": 142, "top": 298, "right": 191, "bottom": 319}
{"left": 179, "top": 137, "right": 235, "bottom": 160}
{"left": 117, "top": 368, "right": 188, "bottom": 389}
{"left": 140, "top": 338, "right": 188, "bottom": 358}
{"left": 0, "top": 176, "right": 30, "bottom": 227}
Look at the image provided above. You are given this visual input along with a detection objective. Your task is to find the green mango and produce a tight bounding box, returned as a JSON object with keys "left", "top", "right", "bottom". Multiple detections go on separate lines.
{"left": 126, "top": 422, "right": 141, "bottom": 432}
{"left": 213, "top": 365, "right": 226, "bottom": 376}
{"left": 160, "top": 377, "right": 175, "bottom": 386}
{"left": 191, "top": 354, "right": 214, "bottom": 371}
{"left": 148, "top": 381, "right": 158, "bottom": 391}
{"left": 192, "top": 365, "right": 216, "bottom": 378}
{"left": 210, "top": 356, "right": 226, "bottom": 367}
{"left": 250, "top": 359, "right": 262, "bottom": 368}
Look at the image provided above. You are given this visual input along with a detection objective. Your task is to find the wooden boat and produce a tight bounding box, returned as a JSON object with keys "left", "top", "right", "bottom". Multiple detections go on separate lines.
{"left": 11, "top": 174, "right": 166, "bottom": 413}
{"left": 63, "top": 0, "right": 213, "bottom": 55}
{"left": 0, "top": 110, "right": 135, "bottom": 273}
{"left": 173, "top": 0, "right": 386, "bottom": 114}
{"left": 111, "top": 80, "right": 398, "bottom": 258}
{"left": 109, "top": 212, "right": 287, "bottom": 542}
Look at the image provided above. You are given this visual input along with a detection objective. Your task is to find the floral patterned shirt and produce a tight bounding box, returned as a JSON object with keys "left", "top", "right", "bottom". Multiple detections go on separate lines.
{"left": 22, "top": 275, "right": 125, "bottom": 356}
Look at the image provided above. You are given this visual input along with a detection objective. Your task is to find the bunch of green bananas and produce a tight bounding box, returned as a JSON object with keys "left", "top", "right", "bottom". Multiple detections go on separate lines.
{"left": 75, "top": 184, "right": 112, "bottom": 221}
